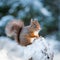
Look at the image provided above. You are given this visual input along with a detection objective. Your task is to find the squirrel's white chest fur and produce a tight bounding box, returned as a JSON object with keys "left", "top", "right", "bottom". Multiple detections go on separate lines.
{"left": 34, "top": 31, "right": 39, "bottom": 36}
{"left": 30, "top": 31, "right": 39, "bottom": 43}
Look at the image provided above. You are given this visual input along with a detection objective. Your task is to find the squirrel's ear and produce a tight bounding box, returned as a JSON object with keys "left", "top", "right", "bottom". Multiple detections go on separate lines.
{"left": 34, "top": 18, "right": 38, "bottom": 21}
{"left": 31, "top": 19, "right": 33, "bottom": 22}
{"left": 30, "top": 19, "right": 33, "bottom": 25}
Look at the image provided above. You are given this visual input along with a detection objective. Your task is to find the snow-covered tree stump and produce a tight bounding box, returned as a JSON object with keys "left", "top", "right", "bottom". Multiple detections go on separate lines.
{"left": 0, "top": 36, "right": 54, "bottom": 60}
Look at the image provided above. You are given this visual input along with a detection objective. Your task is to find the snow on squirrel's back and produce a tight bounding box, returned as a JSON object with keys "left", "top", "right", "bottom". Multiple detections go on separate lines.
{"left": 0, "top": 36, "right": 54, "bottom": 60}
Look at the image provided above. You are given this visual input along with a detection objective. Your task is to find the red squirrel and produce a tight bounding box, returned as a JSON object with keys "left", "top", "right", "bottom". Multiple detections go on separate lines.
{"left": 5, "top": 19, "right": 41, "bottom": 46}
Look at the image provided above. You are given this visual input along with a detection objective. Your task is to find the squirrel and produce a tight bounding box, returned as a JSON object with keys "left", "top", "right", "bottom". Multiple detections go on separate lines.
{"left": 5, "top": 19, "right": 41, "bottom": 46}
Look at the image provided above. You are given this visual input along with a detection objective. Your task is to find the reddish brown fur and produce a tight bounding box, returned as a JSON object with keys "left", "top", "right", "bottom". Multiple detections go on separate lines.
{"left": 19, "top": 20, "right": 41, "bottom": 46}
{"left": 5, "top": 19, "right": 41, "bottom": 46}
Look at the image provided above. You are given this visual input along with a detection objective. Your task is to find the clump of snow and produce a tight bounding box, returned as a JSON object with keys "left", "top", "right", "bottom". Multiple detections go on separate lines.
{"left": 0, "top": 49, "right": 9, "bottom": 60}
{"left": 0, "top": 36, "right": 54, "bottom": 60}
{"left": 40, "top": 8, "right": 51, "bottom": 16}
{"left": 7, "top": 0, "right": 51, "bottom": 18}
{"left": 0, "top": 15, "right": 14, "bottom": 27}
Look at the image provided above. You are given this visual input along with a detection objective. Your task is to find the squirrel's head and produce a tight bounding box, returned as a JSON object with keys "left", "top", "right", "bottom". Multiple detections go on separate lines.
{"left": 30, "top": 19, "right": 41, "bottom": 31}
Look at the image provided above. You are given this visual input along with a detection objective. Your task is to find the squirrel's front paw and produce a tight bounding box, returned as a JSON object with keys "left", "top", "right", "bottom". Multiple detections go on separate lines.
{"left": 36, "top": 35, "right": 39, "bottom": 38}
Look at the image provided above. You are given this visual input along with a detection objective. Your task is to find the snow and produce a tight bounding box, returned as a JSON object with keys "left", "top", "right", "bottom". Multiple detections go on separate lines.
{"left": 0, "top": 49, "right": 9, "bottom": 60}
{"left": 17, "top": 10, "right": 26, "bottom": 19}
{"left": 7, "top": 0, "right": 51, "bottom": 18}
{"left": 40, "top": 8, "right": 51, "bottom": 16}
{"left": 54, "top": 53, "right": 60, "bottom": 60}
{"left": 0, "top": 15, "right": 14, "bottom": 27}
{"left": 0, "top": 36, "right": 54, "bottom": 60}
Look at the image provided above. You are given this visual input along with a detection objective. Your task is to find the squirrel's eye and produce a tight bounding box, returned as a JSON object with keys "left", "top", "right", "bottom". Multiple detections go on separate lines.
{"left": 34, "top": 24, "right": 36, "bottom": 28}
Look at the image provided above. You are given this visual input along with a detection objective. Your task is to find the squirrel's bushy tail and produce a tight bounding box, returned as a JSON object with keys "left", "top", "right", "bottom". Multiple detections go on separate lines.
{"left": 5, "top": 20, "right": 24, "bottom": 44}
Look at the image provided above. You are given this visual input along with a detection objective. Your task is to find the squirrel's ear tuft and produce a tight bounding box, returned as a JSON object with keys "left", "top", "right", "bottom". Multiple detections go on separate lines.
{"left": 30, "top": 19, "right": 34, "bottom": 25}
{"left": 34, "top": 18, "right": 38, "bottom": 21}
{"left": 31, "top": 19, "right": 33, "bottom": 22}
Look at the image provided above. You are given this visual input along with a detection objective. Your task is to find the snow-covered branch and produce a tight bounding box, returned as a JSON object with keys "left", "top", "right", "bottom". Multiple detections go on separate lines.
{"left": 0, "top": 36, "right": 54, "bottom": 60}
